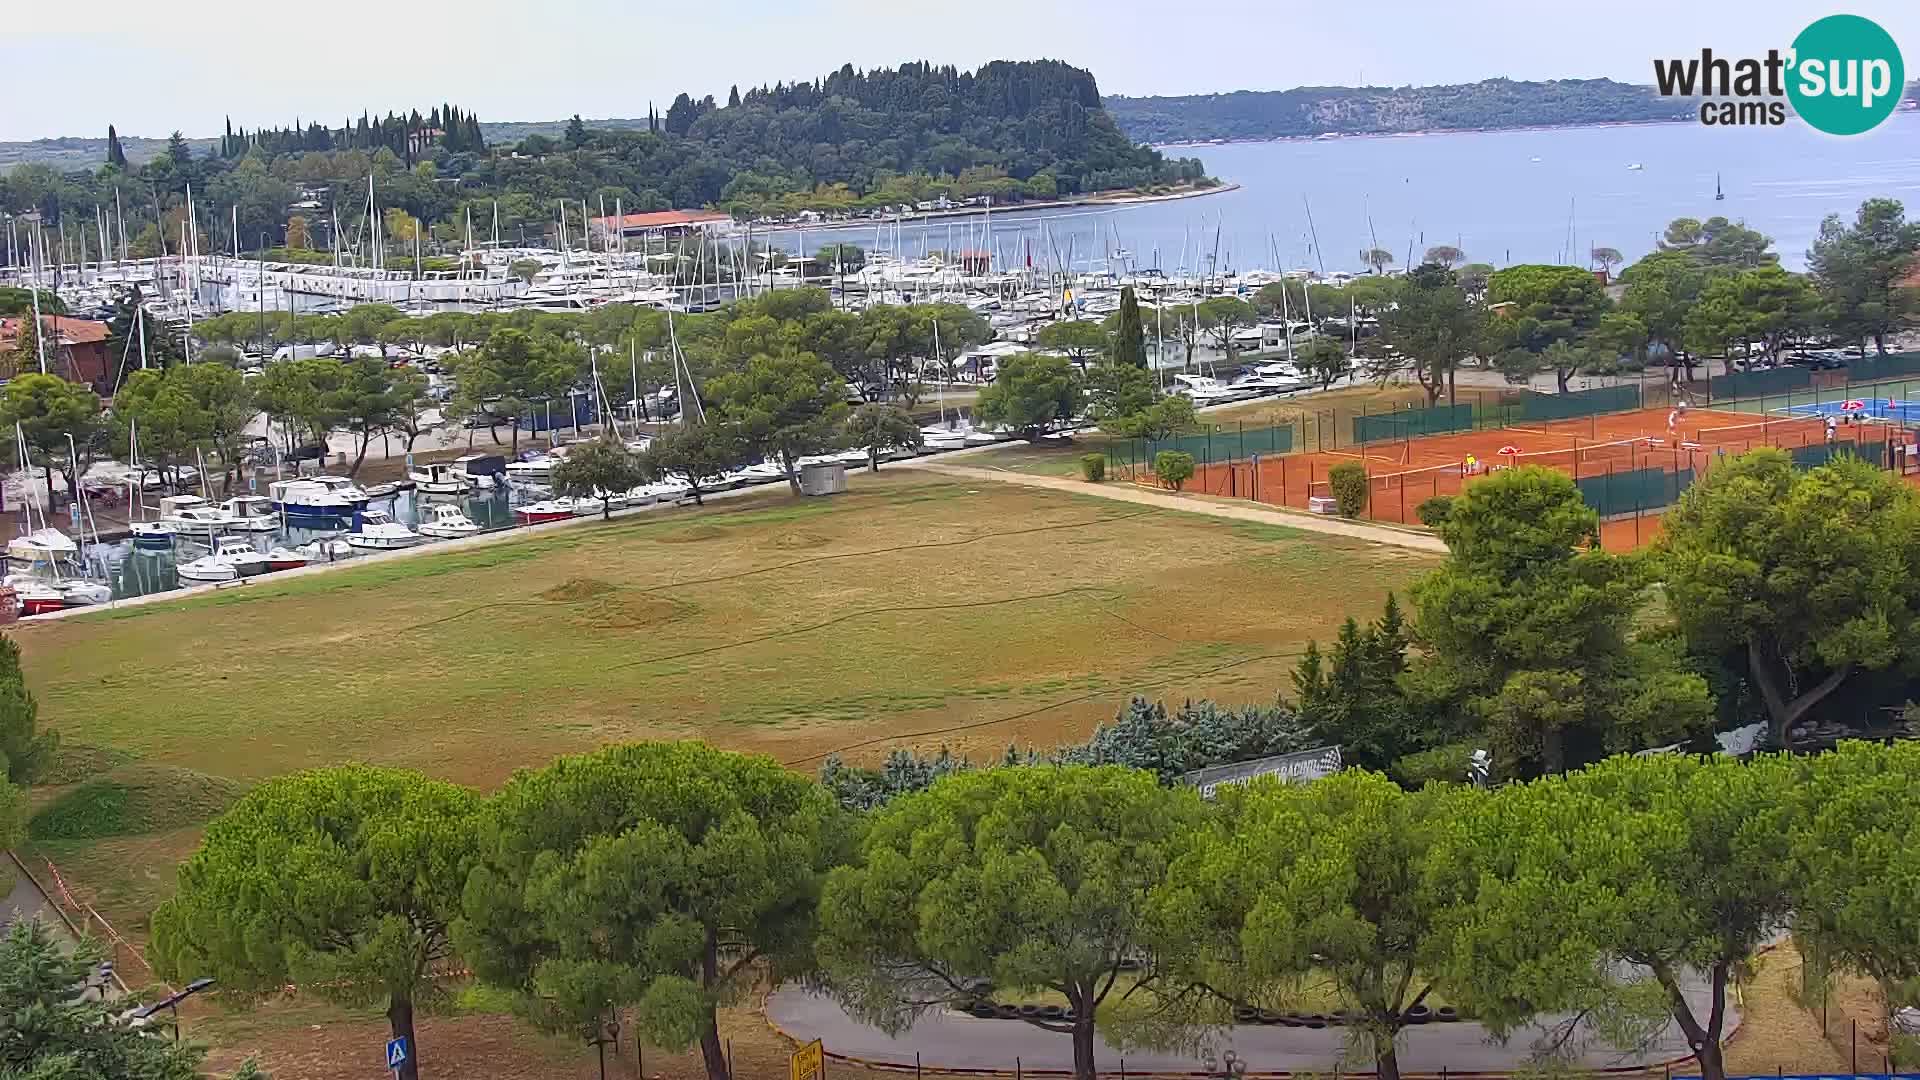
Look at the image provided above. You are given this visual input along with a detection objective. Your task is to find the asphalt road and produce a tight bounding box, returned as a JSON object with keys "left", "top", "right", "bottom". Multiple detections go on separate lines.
{"left": 766, "top": 979, "right": 1732, "bottom": 1075}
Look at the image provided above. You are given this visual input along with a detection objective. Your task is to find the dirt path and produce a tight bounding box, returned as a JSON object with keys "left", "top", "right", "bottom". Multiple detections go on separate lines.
{"left": 904, "top": 460, "right": 1448, "bottom": 553}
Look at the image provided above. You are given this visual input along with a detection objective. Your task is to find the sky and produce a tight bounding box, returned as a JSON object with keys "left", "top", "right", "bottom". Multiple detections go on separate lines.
{"left": 5, "top": 0, "right": 1919, "bottom": 142}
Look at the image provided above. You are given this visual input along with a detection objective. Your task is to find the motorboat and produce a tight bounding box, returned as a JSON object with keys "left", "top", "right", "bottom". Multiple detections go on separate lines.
{"left": 1171, "top": 373, "right": 1256, "bottom": 406}
{"left": 735, "top": 461, "right": 788, "bottom": 483}
{"left": 295, "top": 539, "right": 356, "bottom": 563}
{"left": 514, "top": 500, "right": 577, "bottom": 525}
{"left": 174, "top": 555, "right": 239, "bottom": 584}
{"left": 56, "top": 580, "right": 112, "bottom": 606}
{"left": 565, "top": 490, "right": 631, "bottom": 516}
{"left": 176, "top": 538, "right": 271, "bottom": 583}
{"left": 452, "top": 454, "right": 507, "bottom": 489}
{"left": 269, "top": 476, "right": 370, "bottom": 524}
{"left": 7, "top": 528, "right": 77, "bottom": 568}
{"left": 263, "top": 547, "right": 310, "bottom": 571}
{"left": 158, "top": 495, "right": 241, "bottom": 532}
{"left": 505, "top": 455, "right": 559, "bottom": 485}
{"left": 409, "top": 462, "right": 476, "bottom": 496}
{"left": 920, "top": 427, "right": 970, "bottom": 451}
{"left": 218, "top": 496, "right": 281, "bottom": 532}
{"left": 344, "top": 509, "right": 422, "bottom": 551}
{"left": 417, "top": 504, "right": 482, "bottom": 539}
{"left": 130, "top": 522, "right": 174, "bottom": 552}
{"left": 11, "top": 579, "right": 68, "bottom": 617}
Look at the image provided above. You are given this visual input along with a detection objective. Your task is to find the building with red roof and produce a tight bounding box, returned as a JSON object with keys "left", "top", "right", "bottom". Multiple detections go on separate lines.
{"left": 0, "top": 316, "right": 112, "bottom": 390}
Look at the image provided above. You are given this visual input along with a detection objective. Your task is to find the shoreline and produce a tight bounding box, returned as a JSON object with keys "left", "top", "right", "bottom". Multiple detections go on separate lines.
{"left": 735, "top": 182, "right": 1238, "bottom": 234}
{"left": 1146, "top": 117, "right": 1698, "bottom": 150}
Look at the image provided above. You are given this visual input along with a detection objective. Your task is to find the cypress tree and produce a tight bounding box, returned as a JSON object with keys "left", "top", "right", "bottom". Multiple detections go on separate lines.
{"left": 1114, "top": 285, "right": 1147, "bottom": 368}
{"left": 105, "top": 125, "right": 126, "bottom": 169}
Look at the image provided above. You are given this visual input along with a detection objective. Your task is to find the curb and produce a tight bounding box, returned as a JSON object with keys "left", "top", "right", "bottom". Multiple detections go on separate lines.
{"left": 761, "top": 1000, "right": 1709, "bottom": 1079}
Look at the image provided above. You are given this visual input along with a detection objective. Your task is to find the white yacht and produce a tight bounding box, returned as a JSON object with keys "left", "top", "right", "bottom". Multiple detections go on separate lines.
{"left": 219, "top": 496, "right": 282, "bottom": 532}
{"left": 269, "top": 476, "right": 370, "bottom": 524}
{"left": 409, "top": 462, "right": 476, "bottom": 496}
{"left": 158, "top": 495, "right": 241, "bottom": 532}
{"left": 417, "top": 504, "right": 481, "bottom": 539}
{"left": 1171, "top": 373, "right": 1255, "bottom": 406}
{"left": 505, "top": 456, "right": 559, "bottom": 485}
{"left": 176, "top": 538, "right": 272, "bottom": 583}
{"left": 7, "top": 528, "right": 78, "bottom": 569}
{"left": 344, "top": 509, "right": 422, "bottom": 550}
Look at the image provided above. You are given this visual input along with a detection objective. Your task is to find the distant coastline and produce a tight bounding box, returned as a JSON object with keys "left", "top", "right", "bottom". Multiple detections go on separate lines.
{"left": 1148, "top": 117, "right": 1697, "bottom": 150}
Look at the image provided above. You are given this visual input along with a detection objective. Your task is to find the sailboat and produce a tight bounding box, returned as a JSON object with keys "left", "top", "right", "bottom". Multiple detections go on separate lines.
{"left": 920, "top": 320, "right": 969, "bottom": 451}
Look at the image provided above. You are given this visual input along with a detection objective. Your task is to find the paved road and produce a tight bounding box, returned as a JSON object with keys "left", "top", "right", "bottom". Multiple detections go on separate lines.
{"left": 767, "top": 981, "right": 1732, "bottom": 1074}
{"left": 904, "top": 459, "right": 1448, "bottom": 555}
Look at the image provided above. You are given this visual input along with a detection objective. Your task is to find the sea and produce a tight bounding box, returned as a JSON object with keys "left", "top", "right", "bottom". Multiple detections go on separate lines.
{"left": 761, "top": 112, "right": 1920, "bottom": 276}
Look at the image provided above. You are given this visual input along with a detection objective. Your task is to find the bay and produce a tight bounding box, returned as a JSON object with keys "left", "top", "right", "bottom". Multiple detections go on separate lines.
{"left": 764, "top": 113, "right": 1920, "bottom": 275}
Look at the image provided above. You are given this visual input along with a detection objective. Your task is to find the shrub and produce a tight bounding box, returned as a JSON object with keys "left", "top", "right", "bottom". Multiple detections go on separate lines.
{"left": 1328, "top": 461, "right": 1369, "bottom": 517}
{"left": 1080, "top": 454, "right": 1107, "bottom": 482}
{"left": 1389, "top": 742, "right": 1476, "bottom": 787}
{"left": 1415, "top": 494, "right": 1455, "bottom": 527}
{"left": 1155, "top": 450, "right": 1196, "bottom": 491}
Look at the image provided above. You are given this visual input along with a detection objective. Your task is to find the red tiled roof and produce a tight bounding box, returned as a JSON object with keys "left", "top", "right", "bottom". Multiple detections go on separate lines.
{"left": 0, "top": 316, "right": 108, "bottom": 346}
{"left": 593, "top": 210, "right": 731, "bottom": 230}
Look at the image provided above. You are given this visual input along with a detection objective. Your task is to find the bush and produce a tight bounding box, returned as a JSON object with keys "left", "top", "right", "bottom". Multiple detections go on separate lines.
{"left": 1327, "top": 461, "right": 1369, "bottom": 517}
{"left": 1415, "top": 494, "right": 1455, "bottom": 527}
{"left": 1389, "top": 742, "right": 1476, "bottom": 787}
{"left": 1080, "top": 454, "right": 1107, "bottom": 482}
{"left": 1155, "top": 450, "right": 1195, "bottom": 491}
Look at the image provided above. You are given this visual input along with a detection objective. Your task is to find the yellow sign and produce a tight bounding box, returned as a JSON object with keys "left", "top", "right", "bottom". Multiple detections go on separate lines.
{"left": 791, "top": 1038, "right": 824, "bottom": 1080}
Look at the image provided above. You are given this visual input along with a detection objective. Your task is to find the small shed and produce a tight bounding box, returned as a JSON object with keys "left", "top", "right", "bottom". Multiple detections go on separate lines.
{"left": 799, "top": 461, "right": 847, "bottom": 497}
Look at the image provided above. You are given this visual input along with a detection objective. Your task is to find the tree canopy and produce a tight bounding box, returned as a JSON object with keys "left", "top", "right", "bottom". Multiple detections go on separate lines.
{"left": 818, "top": 765, "right": 1206, "bottom": 1080}
{"left": 458, "top": 742, "right": 848, "bottom": 1080}
{"left": 150, "top": 765, "right": 479, "bottom": 1080}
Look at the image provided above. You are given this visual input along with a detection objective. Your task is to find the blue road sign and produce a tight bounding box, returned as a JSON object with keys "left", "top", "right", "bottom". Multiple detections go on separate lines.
{"left": 385, "top": 1036, "right": 409, "bottom": 1069}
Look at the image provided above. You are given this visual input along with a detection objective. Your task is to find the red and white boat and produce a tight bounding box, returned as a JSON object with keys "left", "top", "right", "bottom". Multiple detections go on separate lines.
{"left": 514, "top": 500, "right": 577, "bottom": 525}
{"left": 264, "top": 547, "right": 310, "bottom": 572}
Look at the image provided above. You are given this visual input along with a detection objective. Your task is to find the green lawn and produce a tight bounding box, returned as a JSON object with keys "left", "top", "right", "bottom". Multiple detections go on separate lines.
{"left": 16, "top": 472, "right": 1431, "bottom": 941}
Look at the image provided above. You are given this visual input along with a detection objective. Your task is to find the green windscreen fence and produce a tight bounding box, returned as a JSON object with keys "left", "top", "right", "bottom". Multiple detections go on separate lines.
{"left": 1520, "top": 384, "right": 1642, "bottom": 423}
{"left": 1792, "top": 439, "right": 1888, "bottom": 470}
{"left": 1351, "top": 404, "right": 1474, "bottom": 445}
{"left": 1710, "top": 367, "right": 1810, "bottom": 401}
{"left": 1845, "top": 352, "right": 1920, "bottom": 384}
{"left": 1123, "top": 422, "right": 1295, "bottom": 469}
{"left": 1575, "top": 467, "right": 1695, "bottom": 518}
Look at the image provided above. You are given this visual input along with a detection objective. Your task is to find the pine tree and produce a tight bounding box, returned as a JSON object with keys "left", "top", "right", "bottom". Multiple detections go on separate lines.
{"left": 728, "top": 84, "right": 741, "bottom": 108}
{"left": 0, "top": 635, "right": 54, "bottom": 785}
{"left": 105, "top": 124, "right": 127, "bottom": 169}
{"left": 1114, "top": 285, "right": 1147, "bottom": 368}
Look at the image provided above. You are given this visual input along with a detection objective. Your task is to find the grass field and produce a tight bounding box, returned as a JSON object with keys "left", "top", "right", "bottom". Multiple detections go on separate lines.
{"left": 15, "top": 471, "right": 1430, "bottom": 945}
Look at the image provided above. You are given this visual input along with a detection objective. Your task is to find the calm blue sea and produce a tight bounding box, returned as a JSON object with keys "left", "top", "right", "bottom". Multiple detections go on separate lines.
{"left": 765, "top": 112, "right": 1920, "bottom": 275}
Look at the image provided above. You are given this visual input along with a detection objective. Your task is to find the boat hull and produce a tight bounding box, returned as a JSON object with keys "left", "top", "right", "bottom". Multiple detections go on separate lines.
{"left": 344, "top": 535, "right": 421, "bottom": 551}
{"left": 272, "top": 501, "right": 364, "bottom": 523}
{"left": 417, "top": 524, "right": 480, "bottom": 539}
{"left": 515, "top": 508, "right": 575, "bottom": 525}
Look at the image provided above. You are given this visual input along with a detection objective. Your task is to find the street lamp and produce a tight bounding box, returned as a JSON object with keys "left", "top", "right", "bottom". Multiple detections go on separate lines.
{"left": 127, "top": 976, "right": 216, "bottom": 1040}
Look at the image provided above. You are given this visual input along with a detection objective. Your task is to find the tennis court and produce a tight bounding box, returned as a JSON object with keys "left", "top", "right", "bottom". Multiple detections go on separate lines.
{"left": 1775, "top": 397, "right": 1920, "bottom": 422}
{"left": 1164, "top": 406, "right": 1901, "bottom": 546}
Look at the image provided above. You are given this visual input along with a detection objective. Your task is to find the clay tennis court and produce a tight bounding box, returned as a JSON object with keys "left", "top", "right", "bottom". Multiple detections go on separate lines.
{"left": 1173, "top": 406, "right": 1902, "bottom": 547}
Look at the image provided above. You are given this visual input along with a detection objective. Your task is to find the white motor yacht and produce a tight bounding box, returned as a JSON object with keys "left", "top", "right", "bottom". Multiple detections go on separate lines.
{"left": 158, "top": 495, "right": 241, "bottom": 532}
{"left": 7, "top": 528, "right": 78, "bottom": 569}
{"left": 409, "top": 462, "right": 476, "bottom": 496}
{"left": 219, "top": 495, "right": 282, "bottom": 532}
{"left": 344, "top": 509, "right": 422, "bottom": 550}
{"left": 176, "top": 538, "right": 271, "bottom": 583}
{"left": 269, "top": 476, "right": 370, "bottom": 524}
{"left": 417, "top": 504, "right": 481, "bottom": 539}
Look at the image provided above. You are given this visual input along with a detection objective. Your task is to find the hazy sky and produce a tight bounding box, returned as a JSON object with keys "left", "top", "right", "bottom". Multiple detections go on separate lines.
{"left": 5, "top": 0, "right": 1917, "bottom": 141}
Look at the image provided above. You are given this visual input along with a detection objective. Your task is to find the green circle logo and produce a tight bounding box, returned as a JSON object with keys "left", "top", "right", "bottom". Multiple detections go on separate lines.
{"left": 1787, "top": 14, "right": 1905, "bottom": 135}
